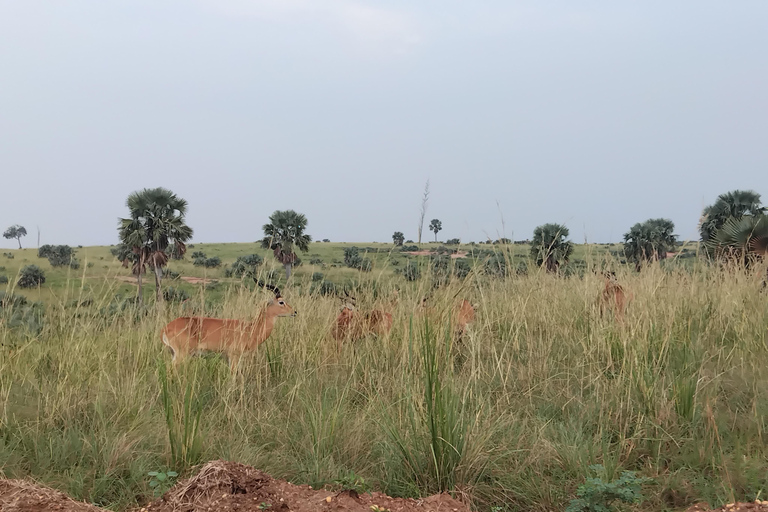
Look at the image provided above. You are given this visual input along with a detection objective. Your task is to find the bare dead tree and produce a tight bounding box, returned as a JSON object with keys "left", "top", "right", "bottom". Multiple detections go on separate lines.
{"left": 417, "top": 179, "right": 430, "bottom": 244}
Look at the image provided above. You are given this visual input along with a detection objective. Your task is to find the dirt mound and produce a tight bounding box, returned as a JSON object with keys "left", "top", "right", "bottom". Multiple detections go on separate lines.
{"left": 143, "top": 460, "right": 469, "bottom": 512}
{"left": 0, "top": 479, "right": 102, "bottom": 512}
{"left": 687, "top": 501, "right": 768, "bottom": 512}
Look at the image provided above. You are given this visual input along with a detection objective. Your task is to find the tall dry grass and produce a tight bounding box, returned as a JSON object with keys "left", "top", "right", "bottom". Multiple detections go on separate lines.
{"left": 1, "top": 256, "right": 768, "bottom": 511}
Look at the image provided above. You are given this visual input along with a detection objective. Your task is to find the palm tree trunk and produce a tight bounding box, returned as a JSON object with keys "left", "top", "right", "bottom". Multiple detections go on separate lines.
{"left": 434, "top": 232, "right": 437, "bottom": 242}
{"left": 284, "top": 263, "right": 292, "bottom": 280}
{"left": 154, "top": 266, "right": 163, "bottom": 302}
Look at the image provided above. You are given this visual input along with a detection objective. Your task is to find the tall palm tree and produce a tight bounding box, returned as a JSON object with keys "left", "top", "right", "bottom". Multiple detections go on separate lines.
{"left": 699, "top": 190, "right": 764, "bottom": 246}
{"left": 119, "top": 187, "right": 193, "bottom": 303}
{"left": 531, "top": 223, "right": 573, "bottom": 273}
{"left": 623, "top": 218, "right": 677, "bottom": 270}
{"left": 261, "top": 210, "right": 311, "bottom": 280}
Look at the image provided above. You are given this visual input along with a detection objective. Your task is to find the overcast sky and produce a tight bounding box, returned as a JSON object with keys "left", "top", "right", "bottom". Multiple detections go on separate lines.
{"left": 1, "top": 1, "right": 766, "bottom": 248}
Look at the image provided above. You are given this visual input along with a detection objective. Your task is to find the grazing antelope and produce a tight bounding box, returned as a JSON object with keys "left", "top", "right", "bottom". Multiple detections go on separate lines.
{"left": 161, "top": 282, "right": 296, "bottom": 368}
{"left": 331, "top": 292, "right": 393, "bottom": 348}
{"left": 598, "top": 271, "right": 633, "bottom": 322}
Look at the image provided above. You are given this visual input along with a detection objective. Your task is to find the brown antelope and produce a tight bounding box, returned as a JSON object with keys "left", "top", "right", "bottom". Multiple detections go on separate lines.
{"left": 161, "top": 282, "right": 296, "bottom": 368}
{"left": 598, "top": 271, "right": 633, "bottom": 322}
{"left": 331, "top": 292, "right": 393, "bottom": 349}
{"left": 419, "top": 295, "right": 476, "bottom": 340}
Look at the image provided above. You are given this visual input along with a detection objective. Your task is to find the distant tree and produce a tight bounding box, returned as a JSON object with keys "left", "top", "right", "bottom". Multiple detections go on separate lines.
{"left": 322, "top": 239, "right": 330, "bottom": 243}
{"left": 3, "top": 225, "right": 27, "bottom": 249}
{"left": 429, "top": 219, "right": 442, "bottom": 242}
{"left": 495, "top": 238, "right": 512, "bottom": 245}
{"left": 445, "top": 238, "right": 461, "bottom": 245}
{"left": 392, "top": 231, "right": 405, "bottom": 246}
{"left": 700, "top": 190, "right": 764, "bottom": 249}
{"left": 17, "top": 265, "right": 45, "bottom": 288}
{"left": 531, "top": 223, "right": 573, "bottom": 273}
{"left": 261, "top": 210, "right": 311, "bottom": 279}
{"left": 623, "top": 218, "right": 677, "bottom": 270}
{"left": 118, "top": 187, "right": 193, "bottom": 304}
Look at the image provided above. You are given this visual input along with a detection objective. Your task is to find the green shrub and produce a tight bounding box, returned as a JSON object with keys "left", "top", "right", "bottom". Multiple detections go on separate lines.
{"left": 309, "top": 257, "right": 323, "bottom": 265}
{"left": 566, "top": 465, "right": 651, "bottom": 512}
{"left": 0, "top": 275, "right": 7, "bottom": 284}
{"left": 312, "top": 272, "right": 324, "bottom": 282}
{"left": 484, "top": 253, "right": 508, "bottom": 278}
{"left": 17, "top": 265, "right": 46, "bottom": 288}
{"left": 224, "top": 254, "right": 263, "bottom": 278}
{"left": 163, "top": 287, "right": 190, "bottom": 303}
{"left": 40, "top": 245, "right": 79, "bottom": 268}
{"left": 403, "top": 260, "right": 421, "bottom": 281}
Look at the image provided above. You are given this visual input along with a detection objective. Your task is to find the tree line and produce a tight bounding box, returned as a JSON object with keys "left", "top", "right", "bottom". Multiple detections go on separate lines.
{"left": 3, "top": 187, "right": 766, "bottom": 297}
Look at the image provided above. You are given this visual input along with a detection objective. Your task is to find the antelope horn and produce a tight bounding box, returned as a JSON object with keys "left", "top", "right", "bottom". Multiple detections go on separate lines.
{"left": 255, "top": 279, "right": 282, "bottom": 298}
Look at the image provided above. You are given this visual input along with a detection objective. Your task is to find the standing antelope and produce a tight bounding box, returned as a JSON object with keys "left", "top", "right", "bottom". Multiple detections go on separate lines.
{"left": 598, "top": 271, "right": 633, "bottom": 322}
{"left": 161, "top": 282, "right": 296, "bottom": 368}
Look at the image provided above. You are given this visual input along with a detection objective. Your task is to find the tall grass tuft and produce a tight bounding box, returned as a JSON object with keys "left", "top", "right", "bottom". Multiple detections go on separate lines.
{"left": 158, "top": 361, "right": 204, "bottom": 470}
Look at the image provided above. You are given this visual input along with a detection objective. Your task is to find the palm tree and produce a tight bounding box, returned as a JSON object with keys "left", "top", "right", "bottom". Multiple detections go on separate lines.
{"left": 429, "top": 219, "right": 442, "bottom": 242}
{"left": 531, "top": 223, "right": 573, "bottom": 273}
{"left": 261, "top": 210, "right": 312, "bottom": 280}
{"left": 623, "top": 218, "right": 677, "bottom": 270}
{"left": 699, "top": 190, "right": 764, "bottom": 246}
{"left": 392, "top": 231, "right": 405, "bottom": 246}
{"left": 707, "top": 215, "right": 768, "bottom": 265}
{"left": 119, "top": 188, "right": 193, "bottom": 304}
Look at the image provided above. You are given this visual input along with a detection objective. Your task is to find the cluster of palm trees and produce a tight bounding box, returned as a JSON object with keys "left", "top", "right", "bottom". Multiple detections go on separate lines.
{"left": 118, "top": 187, "right": 311, "bottom": 304}
{"left": 116, "top": 187, "right": 766, "bottom": 304}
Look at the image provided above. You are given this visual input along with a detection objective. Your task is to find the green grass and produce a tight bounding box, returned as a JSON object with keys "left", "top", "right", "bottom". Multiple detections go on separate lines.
{"left": 0, "top": 241, "right": 758, "bottom": 512}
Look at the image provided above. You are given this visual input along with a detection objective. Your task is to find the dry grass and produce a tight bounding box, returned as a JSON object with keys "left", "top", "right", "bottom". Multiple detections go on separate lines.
{"left": 1, "top": 255, "right": 767, "bottom": 511}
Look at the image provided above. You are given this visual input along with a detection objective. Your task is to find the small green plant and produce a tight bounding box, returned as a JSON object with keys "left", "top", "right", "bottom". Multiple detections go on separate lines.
{"left": 148, "top": 470, "right": 179, "bottom": 497}
{"left": 370, "top": 506, "right": 390, "bottom": 512}
{"left": 258, "top": 502, "right": 271, "bottom": 510}
{"left": 565, "top": 465, "right": 651, "bottom": 512}
{"left": 334, "top": 470, "right": 371, "bottom": 494}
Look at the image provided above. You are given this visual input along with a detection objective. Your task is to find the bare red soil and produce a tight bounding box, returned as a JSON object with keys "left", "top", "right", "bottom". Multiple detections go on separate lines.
{"left": 0, "top": 461, "right": 470, "bottom": 512}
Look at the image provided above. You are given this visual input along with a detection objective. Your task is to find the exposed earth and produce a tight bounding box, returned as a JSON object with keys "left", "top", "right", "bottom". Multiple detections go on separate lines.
{"left": 0, "top": 460, "right": 470, "bottom": 512}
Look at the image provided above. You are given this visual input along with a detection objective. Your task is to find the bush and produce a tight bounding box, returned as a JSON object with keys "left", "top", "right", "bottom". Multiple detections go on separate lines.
{"left": 453, "top": 258, "right": 471, "bottom": 279}
{"left": 204, "top": 257, "right": 221, "bottom": 268}
{"left": 343, "top": 247, "right": 372, "bottom": 272}
{"left": 17, "top": 265, "right": 46, "bottom": 288}
{"left": 163, "top": 286, "right": 190, "bottom": 303}
{"left": 445, "top": 238, "right": 461, "bottom": 245}
{"left": 403, "top": 260, "right": 421, "bottom": 281}
{"left": 311, "top": 280, "right": 337, "bottom": 296}
{"left": 312, "top": 272, "right": 324, "bottom": 282}
{"left": 225, "top": 254, "right": 263, "bottom": 278}
{"left": 0, "top": 275, "right": 7, "bottom": 284}
{"left": 41, "top": 245, "right": 79, "bottom": 268}
{"left": 3, "top": 252, "right": 14, "bottom": 259}
{"left": 400, "top": 245, "right": 419, "bottom": 252}
{"left": 309, "top": 257, "right": 323, "bottom": 265}
{"left": 566, "top": 465, "right": 650, "bottom": 512}
{"left": 485, "top": 253, "right": 508, "bottom": 278}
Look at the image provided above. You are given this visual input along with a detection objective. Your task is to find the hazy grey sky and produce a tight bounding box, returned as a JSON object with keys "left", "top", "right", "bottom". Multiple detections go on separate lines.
{"left": 1, "top": 1, "right": 766, "bottom": 248}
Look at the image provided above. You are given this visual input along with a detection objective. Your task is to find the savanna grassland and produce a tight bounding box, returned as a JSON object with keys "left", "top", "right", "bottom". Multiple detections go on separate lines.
{"left": 1, "top": 242, "right": 767, "bottom": 512}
